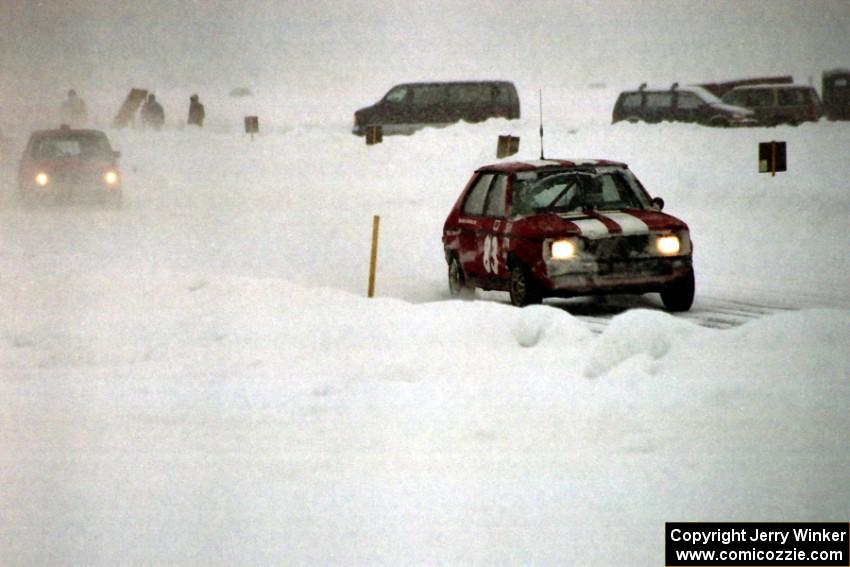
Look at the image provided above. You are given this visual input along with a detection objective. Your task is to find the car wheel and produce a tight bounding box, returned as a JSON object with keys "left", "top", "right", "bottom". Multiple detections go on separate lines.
{"left": 448, "top": 256, "right": 473, "bottom": 299}
{"left": 626, "top": 115, "right": 641, "bottom": 123}
{"left": 660, "top": 268, "right": 695, "bottom": 312}
{"left": 709, "top": 116, "right": 730, "bottom": 127}
{"left": 509, "top": 264, "right": 542, "bottom": 307}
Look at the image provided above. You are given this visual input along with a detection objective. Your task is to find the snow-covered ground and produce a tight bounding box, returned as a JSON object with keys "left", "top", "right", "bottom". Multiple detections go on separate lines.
{"left": 1, "top": 86, "right": 848, "bottom": 566}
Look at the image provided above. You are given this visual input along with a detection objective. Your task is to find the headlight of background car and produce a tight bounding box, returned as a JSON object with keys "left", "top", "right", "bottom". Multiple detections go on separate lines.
{"left": 551, "top": 239, "right": 577, "bottom": 260}
{"left": 656, "top": 235, "right": 681, "bottom": 255}
{"left": 35, "top": 172, "right": 49, "bottom": 187}
{"left": 102, "top": 170, "right": 120, "bottom": 186}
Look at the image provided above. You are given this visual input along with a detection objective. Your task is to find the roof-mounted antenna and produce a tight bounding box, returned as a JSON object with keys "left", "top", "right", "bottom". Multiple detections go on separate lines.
{"left": 539, "top": 89, "right": 545, "bottom": 160}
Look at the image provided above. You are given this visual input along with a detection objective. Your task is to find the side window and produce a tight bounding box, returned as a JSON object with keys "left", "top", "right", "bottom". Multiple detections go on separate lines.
{"left": 385, "top": 87, "right": 408, "bottom": 104}
{"left": 621, "top": 93, "right": 642, "bottom": 108}
{"left": 778, "top": 89, "right": 805, "bottom": 106}
{"left": 483, "top": 175, "right": 507, "bottom": 217}
{"left": 412, "top": 85, "right": 445, "bottom": 107}
{"left": 450, "top": 84, "right": 491, "bottom": 103}
{"left": 462, "top": 173, "right": 494, "bottom": 216}
{"left": 646, "top": 93, "right": 673, "bottom": 109}
{"left": 676, "top": 92, "right": 702, "bottom": 109}
{"left": 493, "top": 85, "right": 510, "bottom": 105}
{"left": 751, "top": 90, "right": 774, "bottom": 107}
{"left": 723, "top": 91, "right": 745, "bottom": 106}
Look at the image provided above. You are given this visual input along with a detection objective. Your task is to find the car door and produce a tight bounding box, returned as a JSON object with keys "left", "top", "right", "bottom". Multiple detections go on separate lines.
{"left": 673, "top": 91, "right": 703, "bottom": 123}
{"left": 410, "top": 84, "right": 450, "bottom": 126}
{"left": 456, "top": 172, "right": 509, "bottom": 285}
{"left": 378, "top": 85, "right": 412, "bottom": 131}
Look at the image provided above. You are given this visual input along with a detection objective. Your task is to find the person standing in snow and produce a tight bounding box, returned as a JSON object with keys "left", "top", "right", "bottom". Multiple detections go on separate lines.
{"left": 187, "top": 94, "right": 205, "bottom": 127}
{"left": 140, "top": 93, "right": 165, "bottom": 130}
{"left": 61, "top": 89, "right": 88, "bottom": 126}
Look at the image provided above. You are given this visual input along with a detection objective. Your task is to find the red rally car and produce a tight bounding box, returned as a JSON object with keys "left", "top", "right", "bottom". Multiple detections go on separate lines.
{"left": 442, "top": 159, "right": 695, "bottom": 311}
{"left": 17, "top": 126, "right": 122, "bottom": 207}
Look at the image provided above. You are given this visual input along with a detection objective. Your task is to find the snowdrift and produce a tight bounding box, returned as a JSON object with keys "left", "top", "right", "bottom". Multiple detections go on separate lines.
{"left": 1, "top": 85, "right": 848, "bottom": 566}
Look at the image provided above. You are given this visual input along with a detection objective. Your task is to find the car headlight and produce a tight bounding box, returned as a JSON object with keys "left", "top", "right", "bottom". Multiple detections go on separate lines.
{"left": 35, "top": 172, "right": 49, "bottom": 187}
{"left": 103, "top": 170, "right": 120, "bottom": 186}
{"left": 656, "top": 235, "right": 681, "bottom": 255}
{"left": 551, "top": 239, "right": 577, "bottom": 260}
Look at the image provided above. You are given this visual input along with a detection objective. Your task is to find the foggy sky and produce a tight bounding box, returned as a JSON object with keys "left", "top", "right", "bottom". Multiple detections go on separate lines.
{"left": 2, "top": 0, "right": 849, "bottom": 108}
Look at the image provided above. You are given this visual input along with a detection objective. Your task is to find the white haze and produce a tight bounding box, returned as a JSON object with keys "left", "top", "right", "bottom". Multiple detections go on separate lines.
{"left": 2, "top": 0, "right": 849, "bottom": 130}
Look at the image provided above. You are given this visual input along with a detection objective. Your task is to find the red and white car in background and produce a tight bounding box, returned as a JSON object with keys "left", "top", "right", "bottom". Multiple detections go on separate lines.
{"left": 442, "top": 159, "right": 695, "bottom": 310}
{"left": 17, "top": 126, "right": 122, "bottom": 207}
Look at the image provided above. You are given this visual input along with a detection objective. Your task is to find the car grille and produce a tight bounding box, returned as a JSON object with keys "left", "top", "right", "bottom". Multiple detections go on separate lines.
{"left": 54, "top": 172, "right": 88, "bottom": 184}
{"left": 583, "top": 234, "right": 649, "bottom": 258}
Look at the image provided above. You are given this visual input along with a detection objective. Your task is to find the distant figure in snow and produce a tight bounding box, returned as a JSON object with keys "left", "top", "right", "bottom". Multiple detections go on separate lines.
{"left": 187, "top": 94, "right": 205, "bottom": 127}
{"left": 61, "top": 89, "right": 88, "bottom": 126}
{"left": 140, "top": 93, "right": 165, "bottom": 130}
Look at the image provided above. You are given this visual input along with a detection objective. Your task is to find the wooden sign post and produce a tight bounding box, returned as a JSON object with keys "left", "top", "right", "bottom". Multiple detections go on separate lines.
{"left": 244, "top": 116, "right": 259, "bottom": 140}
{"left": 759, "top": 141, "right": 786, "bottom": 176}
{"left": 497, "top": 135, "right": 520, "bottom": 158}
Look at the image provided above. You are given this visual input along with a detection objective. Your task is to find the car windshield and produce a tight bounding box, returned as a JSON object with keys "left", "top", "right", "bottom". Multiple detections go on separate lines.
{"left": 512, "top": 168, "right": 652, "bottom": 215}
{"left": 32, "top": 133, "right": 112, "bottom": 159}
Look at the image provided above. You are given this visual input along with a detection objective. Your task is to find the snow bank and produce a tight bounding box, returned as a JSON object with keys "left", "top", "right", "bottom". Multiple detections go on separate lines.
{"left": 1, "top": 84, "right": 848, "bottom": 565}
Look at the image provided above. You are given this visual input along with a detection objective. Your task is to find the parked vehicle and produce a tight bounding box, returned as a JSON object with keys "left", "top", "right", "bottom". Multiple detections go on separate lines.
{"left": 697, "top": 75, "right": 793, "bottom": 98}
{"left": 17, "top": 126, "right": 122, "bottom": 207}
{"left": 442, "top": 158, "right": 695, "bottom": 311}
{"left": 822, "top": 69, "right": 850, "bottom": 120}
{"left": 612, "top": 84, "right": 755, "bottom": 127}
{"left": 721, "top": 84, "right": 822, "bottom": 126}
{"left": 353, "top": 81, "right": 520, "bottom": 136}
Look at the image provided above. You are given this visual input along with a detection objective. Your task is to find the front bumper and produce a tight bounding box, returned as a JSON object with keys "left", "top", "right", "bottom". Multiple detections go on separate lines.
{"left": 19, "top": 182, "right": 121, "bottom": 205}
{"left": 545, "top": 255, "right": 692, "bottom": 295}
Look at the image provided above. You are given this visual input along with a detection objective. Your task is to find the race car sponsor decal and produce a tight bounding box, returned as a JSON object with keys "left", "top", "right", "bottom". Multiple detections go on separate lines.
{"left": 600, "top": 212, "right": 650, "bottom": 235}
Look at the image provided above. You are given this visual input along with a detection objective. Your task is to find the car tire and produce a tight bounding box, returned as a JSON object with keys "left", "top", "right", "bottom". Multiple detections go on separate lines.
{"left": 448, "top": 256, "right": 473, "bottom": 299}
{"left": 509, "top": 263, "right": 542, "bottom": 307}
{"left": 709, "top": 116, "right": 730, "bottom": 127}
{"left": 660, "top": 268, "right": 695, "bottom": 312}
{"left": 626, "top": 115, "right": 641, "bottom": 123}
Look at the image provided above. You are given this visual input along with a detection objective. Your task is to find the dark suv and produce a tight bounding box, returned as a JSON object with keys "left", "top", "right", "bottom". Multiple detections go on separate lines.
{"left": 353, "top": 81, "right": 520, "bottom": 136}
{"left": 823, "top": 69, "right": 850, "bottom": 120}
{"left": 612, "top": 84, "right": 755, "bottom": 127}
{"left": 721, "top": 84, "right": 822, "bottom": 126}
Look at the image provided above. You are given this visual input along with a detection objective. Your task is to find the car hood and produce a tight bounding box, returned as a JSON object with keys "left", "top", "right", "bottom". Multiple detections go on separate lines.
{"left": 509, "top": 209, "right": 689, "bottom": 240}
{"left": 21, "top": 157, "right": 117, "bottom": 172}
{"left": 709, "top": 101, "right": 754, "bottom": 116}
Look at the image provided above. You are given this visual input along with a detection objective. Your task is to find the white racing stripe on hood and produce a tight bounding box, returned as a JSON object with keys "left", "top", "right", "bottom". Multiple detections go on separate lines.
{"left": 570, "top": 218, "right": 609, "bottom": 239}
{"left": 600, "top": 212, "right": 650, "bottom": 235}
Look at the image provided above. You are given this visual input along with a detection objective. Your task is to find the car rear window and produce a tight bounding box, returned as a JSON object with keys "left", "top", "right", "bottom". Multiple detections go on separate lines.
{"left": 620, "top": 93, "right": 642, "bottom": 108}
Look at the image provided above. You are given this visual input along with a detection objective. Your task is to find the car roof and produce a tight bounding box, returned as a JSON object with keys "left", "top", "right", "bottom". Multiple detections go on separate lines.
{"left": 728, "top": 83, "right": 814, "bottom": 91}
{"left": 477, "top": 159, "right": 627, "bottom": 174}
{"left": 393, "top": 80, "right": 515, "bottom": 88}
{"left": 621, "top": 85, "right": 718, "bottom": 99}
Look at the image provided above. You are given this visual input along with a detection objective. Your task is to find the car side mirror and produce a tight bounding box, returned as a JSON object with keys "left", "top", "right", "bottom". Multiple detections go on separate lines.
{"left": 113, "top": 150, "right": 121, "bottom": 159}
{"left": 651, "top": 197, "right": 665, "bottom": 210}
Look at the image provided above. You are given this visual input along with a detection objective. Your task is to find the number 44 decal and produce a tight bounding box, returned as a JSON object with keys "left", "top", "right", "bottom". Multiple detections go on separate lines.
{"left": 483, "top": 234, "right": 500, "bottom": 274}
